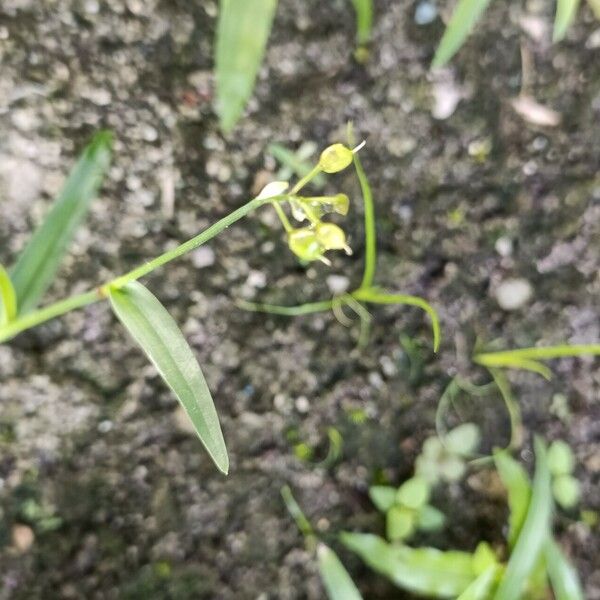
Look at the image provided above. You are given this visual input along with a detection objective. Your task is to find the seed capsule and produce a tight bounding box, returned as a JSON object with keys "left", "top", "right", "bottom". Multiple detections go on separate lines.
{"left": 316, "top": 223, "right": 352, "bottom": 254}
{"left": 288, "top": 228, "right": 324, "bottom": 262}
{"left": 319, "top": 144, "right": 353, "bottom": 173}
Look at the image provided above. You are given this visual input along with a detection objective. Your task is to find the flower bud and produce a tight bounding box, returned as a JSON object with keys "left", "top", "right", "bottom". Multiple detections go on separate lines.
{"left": 319, "top": 144, "right": 353, "bottom": 173}
{"left": 256, "top": 180, "right": 289, "bottom": 200}
{"left": 331, "top": 193, "right": 349, "bottom": 215}
{"left": 288, "top": 228, "right": 324, "bottom": 262}
{"left": 316, "top": 223, "right": 351, "bottom": 254}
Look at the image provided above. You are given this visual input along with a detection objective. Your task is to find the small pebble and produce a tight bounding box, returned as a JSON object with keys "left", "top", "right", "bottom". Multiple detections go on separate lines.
{"left": 494, "top": 278, "right": 533, "bottom": 311}
{"left": 326, "top": 275, "right": 350, "bottom": 295}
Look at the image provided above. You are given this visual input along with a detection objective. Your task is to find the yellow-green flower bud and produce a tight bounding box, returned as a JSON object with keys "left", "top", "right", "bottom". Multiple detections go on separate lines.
{"left": 331, "top": 193, "right": 349, "bottom": 215}
{"left": 288, "top": 228, "right": 324, "bottom": 262}
{"left": 319, "top": 144, "right": 353, "bottom": 173}
{"left": 316, "top": 223, "right": 351, "bottom": 254}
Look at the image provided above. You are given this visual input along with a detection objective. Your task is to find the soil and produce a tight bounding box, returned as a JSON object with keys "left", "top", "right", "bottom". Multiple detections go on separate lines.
{"left": 0, "top": 0, "right": 598, "bottom": 598}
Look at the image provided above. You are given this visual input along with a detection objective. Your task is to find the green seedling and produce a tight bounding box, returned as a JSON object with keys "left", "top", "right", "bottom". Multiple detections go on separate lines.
{"left": 418, "top": 421, "right": 482, "bottom": 484}
{"left": 433, "top": 0, "right": 598, "bottom": 68}
{"left": 3, "top": 133, "right": 425, "bottom": 474}
{"left": 239, "top": 128, "right": 440, "bottom": 351}
{"left": 343, "top": 439, "right": 583, "bottom": 599}
{"left": 283, "top": 431, "right": 583, "bottom": 598}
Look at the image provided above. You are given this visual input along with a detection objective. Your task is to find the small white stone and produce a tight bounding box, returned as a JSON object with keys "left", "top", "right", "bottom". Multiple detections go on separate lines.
{"left": 494, "top": 278, "right": 533, "bottom": 311}
{"left": 326, "top": 275, "right": 350, "bottom": 295}
{"left": 295, "top": 396, "right": 310, "bottom": 413}
{"left": 191, "top": 246, "right": 215, "bottom": 269}
{"left": 495, "top": 236, "right": 513, "bottom": 257}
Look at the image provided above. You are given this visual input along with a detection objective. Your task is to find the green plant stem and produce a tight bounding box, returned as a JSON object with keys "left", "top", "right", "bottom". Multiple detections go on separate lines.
{"left": 0, "top": 195, "right": 284, "bottom": 343}
{"left": 290, "top": 165, "right": 322, "bottom": 195}
{"left": 353, "top": 288, "right": 440, "bottom": 351}
{"left": 353, "top": 153, "right": 376, "bottom": 290}
{"left": 0, "top": 290, "right": 99, "bottom": 343}
{"left": 236, "top": 298, "right": 334, "bottom": 316}
{"left": 474, "top": 344, "right": 600, "bottom": 366}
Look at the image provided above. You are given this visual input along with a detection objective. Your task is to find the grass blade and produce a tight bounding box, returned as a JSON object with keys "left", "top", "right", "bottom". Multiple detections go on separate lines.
{"left": 350, "top": 0, "right": 373, "bottom": 46}
{"left": 215, "top": 0, "right": 278, "bottom": 132}
{"left": 341, "top": 533, "right": 476, "bottom": 597}
{"left": 493, "top": 438, "right": 553, "bottom": 600}
{"left": 109, "top": 281, "right": 228, "bottom": 474}
{"left": 10, "top": 131, "right": 112, "bottom": 315}
{"left": 0, "top": 264, "right": 17, "bottom": 326}
{"left": 432, "top": 0, "right": 493, "bottom": 68}
{"left": 554, "top": 0, "right": 581, "bottom": 42}
{"left": 317, "top": 543, "right": 363, "bottom": 600}
{"left": 545, "top": 538, "right": 584, "bottom": 600}
{"left": 493, "top": 451, "right": 531, "bottom": 548}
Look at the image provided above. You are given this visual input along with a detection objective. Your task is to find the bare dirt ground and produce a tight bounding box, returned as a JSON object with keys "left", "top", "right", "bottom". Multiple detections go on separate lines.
{"left": 0, "top": 1, "right": 598, "bottom": 598}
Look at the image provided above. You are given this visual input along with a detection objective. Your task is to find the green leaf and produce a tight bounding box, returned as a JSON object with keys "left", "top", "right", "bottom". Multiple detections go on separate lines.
{"left": 554, "top": 0, "right": 581, "bottom": 42}
{"left": 215, "top": 0, "right": 278, "bottom": 132}
{"left": 109, "top": 281, "right": 228, "bottom": 474}
{"left": 10, "top": 131, "right": 112, "bottom": 315}
{"left": 417, "top": 504, "right": 446, "bottom": 531}
{"left": 457, "top": 566, "right": 500, "bottom": 599}
{"left": 552, "top": 475, "right": 580, "bottom": 509}
{"left": 396, "top": 476, "right": 430, "bottom": 509}
{"left": 387, "top": 505, "right": 416, "bottom": 541}
{"left": 544, "top": 538, "right": 584, "bottom": 600}
{"left": 445, "top": 423, "right": 481, "bottom": 456}
{"left": 368, "top": 485, "right": 397, "bottom": 512}
{"left": 350, "top": 0, "right": 373, "bottom": 46}
{"left": 341, "top": 533, "right": 476, "bottom": 597}
{"left": 317, "top": 544, "right": 363, "bottom": 600}
{"left": 432, "top": 0, "right": 493, "bottom": 68}
{"left": 0, "top": 264, "right": 17, "bottom": 326}
{"left": 493, "top": 438, "right": 553, "bottom": 600}
{"left": 493, "top": 451, "right": 531, "bottom": 548}
{"left": 547, "top": 440, "right": 575, "bottom": 475}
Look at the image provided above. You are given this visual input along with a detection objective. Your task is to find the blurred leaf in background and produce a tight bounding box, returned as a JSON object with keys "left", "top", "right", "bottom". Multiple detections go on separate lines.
{"left": 9, "top": 131, "right": 112, "bottom": 315}
{"left": 215, "top": 0, "right": 278, "bottom": 132}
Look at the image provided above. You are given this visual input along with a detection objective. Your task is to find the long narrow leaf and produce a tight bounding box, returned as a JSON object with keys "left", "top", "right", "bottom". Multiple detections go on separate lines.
{"left": 432, "top": 0, "right": 493, "bottom": 68}
{"left": 10, "top": 131, "right": 112, "bottom": 315}
{"left": 215, "top": 0, "right": 278, "bottom": 132}
{"left": 0, "top": 264, "right": 17, "bottom": 326}
{"left": 350, "top": 0, "right": 373, "bottom": 46}
{"left": 317, "top": 544, "right": 363, "bottom": 600}
{"left": 554, "top": 0, "right": 581, "bottom": 42}
{"left": 109, "top": 281, "right": 229, "bottom": 474}
{"left": 544, "top": 538, "right": 584, "bottom": 600}
{"left": 493, "top": 451, "right": 531, "bottom": 548}
{"left": 493, "top": 438, "right": 553, "bottom": 600}
{"left": 341, "top": 533, "right": 476, "bottom": 597}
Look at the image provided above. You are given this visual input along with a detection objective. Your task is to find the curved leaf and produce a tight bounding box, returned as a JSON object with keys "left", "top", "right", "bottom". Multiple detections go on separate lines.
{"left": 432, "top": 0, "right": 493, "bottom": 68}
{"left": 10, "top": 131, "right": 112, "bottom": 315}
{"left": 341, "top": 532, "right": 476, "bottom": 597}
{"left": 109, "top": 281, "right": 228, "bottom": 474}
{"left": 215, "top": 0, "right": 278, "bottom": 132}
{"left": 317, "top": 544, "right": 363, "bottom": 600}
{"left": 493, "top": 438, "right": 553, "bottom": 600}
{"left": 493, "top": 451, "right": 531, "bottom": 548}
{"left": 0, "top": 264, "right": 17, "bottom": 326}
